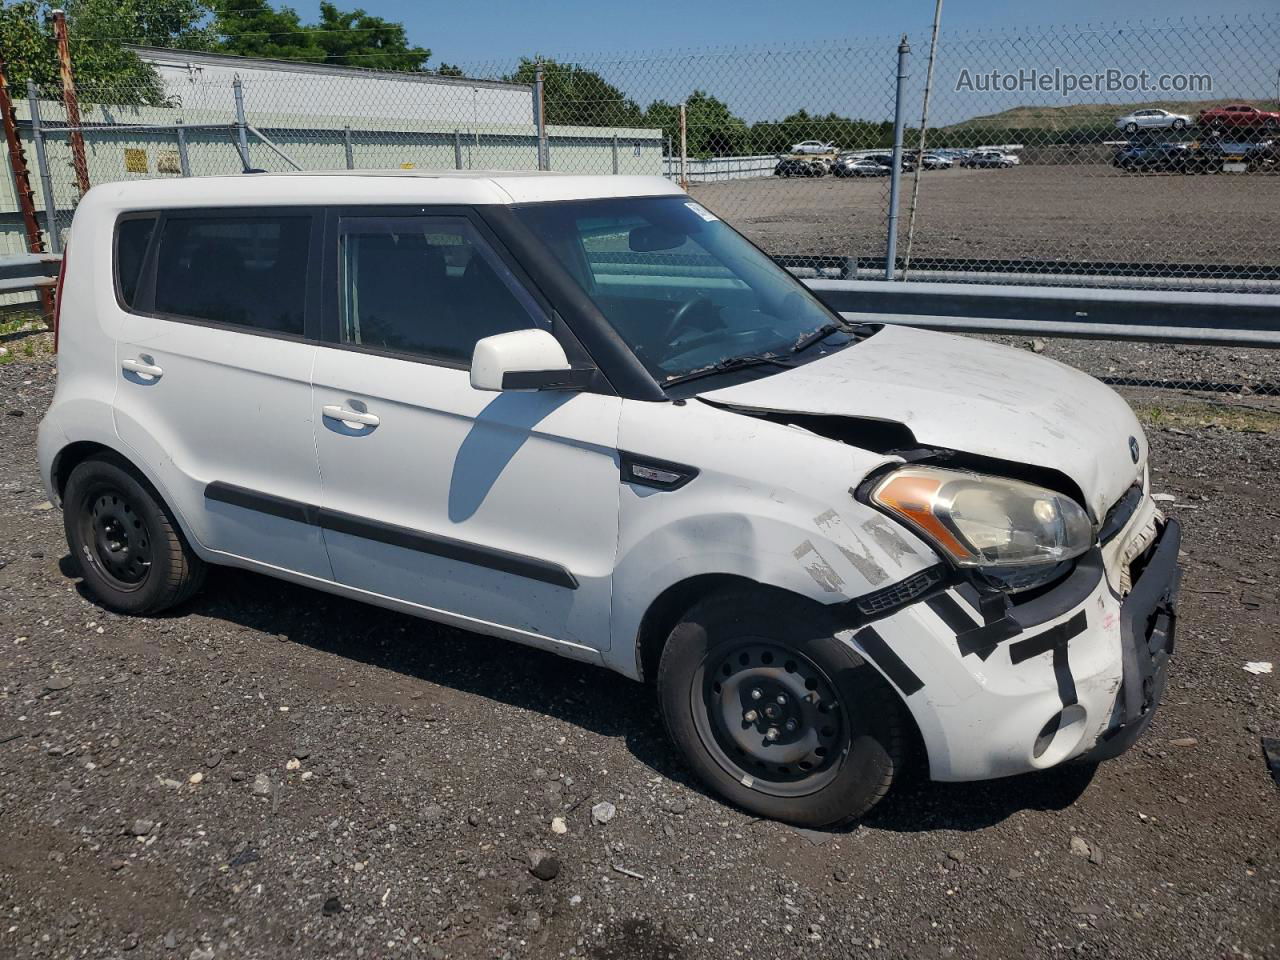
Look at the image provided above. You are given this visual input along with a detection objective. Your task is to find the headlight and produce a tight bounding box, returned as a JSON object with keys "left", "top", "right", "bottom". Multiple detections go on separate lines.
{"left": 870, "top": 466, "right": 1094, "bottom": 579}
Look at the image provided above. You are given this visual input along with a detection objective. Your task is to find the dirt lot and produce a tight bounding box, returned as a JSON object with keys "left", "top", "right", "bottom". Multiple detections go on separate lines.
{"left": 690, "top": 164, "right": 1280, "bottom": 274}
{"left": 2, "top": 334, "right": 1279, "bottom": 960}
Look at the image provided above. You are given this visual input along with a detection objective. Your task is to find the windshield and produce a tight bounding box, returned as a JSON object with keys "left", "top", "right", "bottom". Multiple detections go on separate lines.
{"left": 511, "top": 195, "right": 847, "bottom": 384}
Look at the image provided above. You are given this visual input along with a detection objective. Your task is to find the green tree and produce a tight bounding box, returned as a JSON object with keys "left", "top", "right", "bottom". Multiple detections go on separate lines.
{"left": 0, "top": 0, "right": 212, "bottom": 104}
{"left": 209, "top": 0, "right": 432, "bottom": 71}
{"left": 509, "top": 58, "right": 643, "bottom": 128}
{"left": 644, "top": 91, "right": 748, "bottom": 158}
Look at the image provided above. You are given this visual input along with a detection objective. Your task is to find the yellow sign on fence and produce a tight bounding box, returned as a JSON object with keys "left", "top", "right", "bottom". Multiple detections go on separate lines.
{"left": 123, "top": 148, "right": 148, "bottom": 174}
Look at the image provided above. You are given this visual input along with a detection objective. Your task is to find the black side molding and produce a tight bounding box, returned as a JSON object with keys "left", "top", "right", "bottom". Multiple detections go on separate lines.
{"left": 203, "top": 482, "right": 578, "bottom": 589}
{"left": 206, "top": 481, "right": 319, "bottom": 525}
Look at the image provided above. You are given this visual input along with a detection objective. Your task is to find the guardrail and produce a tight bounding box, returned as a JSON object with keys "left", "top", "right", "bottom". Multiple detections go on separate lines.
{"left": 805, "top": 278, "right": 1280, "bottom": 348}
{"left": 0, "top": 252, "right": 60, "bottom": 295}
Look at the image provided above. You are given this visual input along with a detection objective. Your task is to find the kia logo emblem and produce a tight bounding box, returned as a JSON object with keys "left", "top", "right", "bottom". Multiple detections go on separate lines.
{"left": 1129, "top": 436, "right": 1140, "bottom": 463}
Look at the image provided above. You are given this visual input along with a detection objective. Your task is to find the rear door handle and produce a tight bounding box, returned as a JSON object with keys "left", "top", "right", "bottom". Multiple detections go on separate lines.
{"left": 322, "top": 404, "right": 380, "bottom": 428}
{"left": 122, "top": 357, "right": 163, "bottom": 379}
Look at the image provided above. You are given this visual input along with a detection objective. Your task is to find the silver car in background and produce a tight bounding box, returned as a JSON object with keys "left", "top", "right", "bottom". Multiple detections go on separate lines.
{"left": 1115, "top": 108, "right": 1191, "bottom": 134}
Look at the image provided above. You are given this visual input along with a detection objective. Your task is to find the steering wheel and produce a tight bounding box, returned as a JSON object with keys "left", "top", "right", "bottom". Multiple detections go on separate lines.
{"left": 660, "top": 294, "right": 712, "bottom": 346}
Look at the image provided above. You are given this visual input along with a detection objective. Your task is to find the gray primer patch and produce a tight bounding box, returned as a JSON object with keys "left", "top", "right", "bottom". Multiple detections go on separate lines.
{"left": 814, "top": 509, "right": 888, "bottom": 586}
{"left": 862, "top": 515, "right": 918, "bottom": 564}
{"left": 792, "top": 540, "right": 845, "bottom": 593}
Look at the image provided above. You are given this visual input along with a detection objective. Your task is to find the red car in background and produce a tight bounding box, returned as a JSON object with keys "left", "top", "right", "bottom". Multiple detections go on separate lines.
{"left": 1197, "top": 103, "right": 1280, "bottom": 129}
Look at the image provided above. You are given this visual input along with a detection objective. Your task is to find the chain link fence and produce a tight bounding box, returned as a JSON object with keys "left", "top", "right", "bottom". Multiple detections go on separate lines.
{"left": 2, "top": 14, "right": 1278, "bottom": 391}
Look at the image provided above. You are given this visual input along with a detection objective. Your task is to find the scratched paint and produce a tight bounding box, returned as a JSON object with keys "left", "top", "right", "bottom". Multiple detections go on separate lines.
{"left": 792, "top": 540, "right": 845, "bottom": 592}
{"left": 813, "top": 508, "right": 889, "bottom": 586}
{"left": 861, "top": 514, "right": 918, "bottom": 565}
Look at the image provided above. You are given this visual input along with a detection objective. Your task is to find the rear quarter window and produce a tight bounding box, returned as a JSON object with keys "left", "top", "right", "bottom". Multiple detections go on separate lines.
{"left": 152, "top": 215, "right": 310, "bottom": 336}
{"left": 115, "top": 217, "right": 155, "bottom": 308}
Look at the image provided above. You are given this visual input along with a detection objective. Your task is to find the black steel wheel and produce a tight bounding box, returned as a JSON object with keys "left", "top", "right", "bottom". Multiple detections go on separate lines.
{"left": 658, "top": 587, "right": 909, "bottom": 827}
{"left": 83, "top": 487, "right": 153, "bottom": 591}
{"left": 63, "top": 453, "right": 205, "bottom": 614}
{"left": 694, "top": 640, "right": 848, "bottom": 797}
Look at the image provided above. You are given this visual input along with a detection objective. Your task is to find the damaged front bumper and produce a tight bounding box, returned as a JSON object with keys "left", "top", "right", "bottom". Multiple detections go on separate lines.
{"left": 1081, "top": 515, "right": 1180, "bottom": 763}
{"left": 837, "top": 514, "right": 1181, "bottom": 782}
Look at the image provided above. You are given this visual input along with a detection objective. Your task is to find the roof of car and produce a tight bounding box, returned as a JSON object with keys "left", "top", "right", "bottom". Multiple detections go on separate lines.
{"left": 81, "top": 170, "right": 686, "bottom": 210}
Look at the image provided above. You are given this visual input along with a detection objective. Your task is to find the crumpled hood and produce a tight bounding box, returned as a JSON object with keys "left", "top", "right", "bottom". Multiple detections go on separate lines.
{"left": 701, "top": 325, "right": 1145, "bottom": 520}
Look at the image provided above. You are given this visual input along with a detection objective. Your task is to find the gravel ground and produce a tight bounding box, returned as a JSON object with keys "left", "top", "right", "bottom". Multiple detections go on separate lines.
{"left": 690, "top": 164, "right": 1280, "bottom": 275}
{"left": 2, "top": 333, "right": 1279, "bottom": 960}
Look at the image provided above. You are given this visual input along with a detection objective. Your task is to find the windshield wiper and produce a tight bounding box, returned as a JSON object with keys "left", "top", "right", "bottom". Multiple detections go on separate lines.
{"left": 791, "top": 320, "right": 855, "bottom": 354}
{"left": 662, "top": 353, "right": 796, "bottom": 388}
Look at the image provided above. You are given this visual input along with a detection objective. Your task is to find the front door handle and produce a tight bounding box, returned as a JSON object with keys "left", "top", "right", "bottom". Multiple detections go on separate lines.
{"left": 122, "top": 357, "right": 163, "bottom": 379}
{"left": 322, "top": 404, "right": 380, "bottom": 428}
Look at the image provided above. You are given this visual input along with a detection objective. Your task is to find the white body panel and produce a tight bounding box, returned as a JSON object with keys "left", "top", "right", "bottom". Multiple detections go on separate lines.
{"left": 113, "top": 322, "right": 330, "bottom": 578}
{"left": 311, "top": 347, "right": 621, "bottom": 649}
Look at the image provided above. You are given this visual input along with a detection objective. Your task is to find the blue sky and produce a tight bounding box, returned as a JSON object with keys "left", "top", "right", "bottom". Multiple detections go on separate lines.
{"left": 282, "top": 0, "right": 1280, "bottom": 124}
{"left": 288, "top": 0, "right": 1280, "bottom": 64}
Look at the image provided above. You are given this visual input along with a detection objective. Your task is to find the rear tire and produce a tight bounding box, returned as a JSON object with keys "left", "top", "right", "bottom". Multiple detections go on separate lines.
{"left": 63, "top": 454, "right": 205, "bottom": 615}
{"left": 657, "top": 588, "right": 908, "bottom": 827}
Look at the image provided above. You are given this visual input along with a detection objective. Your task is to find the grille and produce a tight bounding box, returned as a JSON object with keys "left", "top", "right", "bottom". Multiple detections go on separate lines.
{"left": 855, "top": 565, "right": 946, "bottom": 617}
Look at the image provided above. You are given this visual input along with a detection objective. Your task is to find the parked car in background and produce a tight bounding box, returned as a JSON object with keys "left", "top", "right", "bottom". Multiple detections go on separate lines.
{"left": 961, "top": 150, "right": 1018, "bottom": 168}
{"left": 832, "top": 156, "right": 891, "bottom": 177}
{"left": 1198, "top": 138, "right": 1278, "bottom": 172}
{"left": 1197, "top": 104, "right": 1280, "bottom": 130}
{"left": 1114, "top": 108, "right": 1190, "bottom": 134}
{"left": 774, "top": 156, "right": 826, "bottom": 177}
{"left": 1113, "top": 142, "right": 1197, "bottom": 173}
{"left": 39, "top": 171, "right": 1180, "bottom": 828}
{"left": 919, "top": 153, "right": 954, "bottom": 170}
{"left": 865, "top": 152, "right": 915, "bottom": 172}
{"left": 790, "top": 140, "right": 836, "bottom": 155}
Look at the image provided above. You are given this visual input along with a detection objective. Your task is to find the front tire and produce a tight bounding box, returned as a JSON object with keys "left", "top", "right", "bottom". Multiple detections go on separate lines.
{"left": 63, "top": 454, "right": 205, "bottom": 614}
{"left": 657, "top": 589, "right": 908, "bottom": 827}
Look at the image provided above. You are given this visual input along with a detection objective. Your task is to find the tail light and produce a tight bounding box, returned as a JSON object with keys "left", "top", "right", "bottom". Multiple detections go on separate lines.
{"left": 52, "top": 245, "right": 68, "bottom": 353}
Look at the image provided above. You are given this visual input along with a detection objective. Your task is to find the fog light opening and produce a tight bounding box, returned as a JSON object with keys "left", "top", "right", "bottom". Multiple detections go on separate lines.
{"left": 1033, "top": 713, "right": 1063, "bottom": 759}
{"left": 1031, "top": 704, "right": 1090, "bottom": 767}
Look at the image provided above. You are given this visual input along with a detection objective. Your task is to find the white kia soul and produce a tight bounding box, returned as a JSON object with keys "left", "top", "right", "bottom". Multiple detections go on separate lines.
{"left": 38, "top": 171, "right": 1180, "bottom": 826}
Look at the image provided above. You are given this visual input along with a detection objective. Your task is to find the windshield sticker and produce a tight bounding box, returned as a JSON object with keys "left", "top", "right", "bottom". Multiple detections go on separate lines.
{"left": 684, "top": 201, "right": 719, "bottom": 222}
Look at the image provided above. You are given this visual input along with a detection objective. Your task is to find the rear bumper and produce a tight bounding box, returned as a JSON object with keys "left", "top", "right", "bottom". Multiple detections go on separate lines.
{"left": 1081, "top": 516, "right": 1181, "bottom": 762}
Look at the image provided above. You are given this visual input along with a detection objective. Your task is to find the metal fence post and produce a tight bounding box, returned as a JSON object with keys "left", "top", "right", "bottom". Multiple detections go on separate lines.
{"left": 1, "top": 57, "right": 54, "bottom": 315}
{"left": 903, "top": 0, "right": 943, "bottom": 278}
{"left": 175, "top": 123, "right": 191, "bottom": 176}
{"left": 26, "top": 80, "right": 60, "bottom": 255}
{"left": 884, "top": 35, "right": 911, "bottom": 280}
{"left": 52, "top": 9, "right": 90, "bottom": 198}
{"left": 343, "top": 125, "right": 354, "bottom": 169}
{"left": 679, "top": 103, "right": 688, "bottom": 189}
{"left": 611, "top": 134, "right": 619, "bottom": 174}
{"left": 453, "top": 129, "right": 463, "bottom": 170}
{"left": 232, "top": 75, "right": 251, "bottom": 171}
{"left": 533, "top": 62, "right": 550, "bottom": 171}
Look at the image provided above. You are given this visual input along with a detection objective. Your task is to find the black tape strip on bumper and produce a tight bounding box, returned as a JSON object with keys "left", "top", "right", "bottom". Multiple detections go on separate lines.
{"left": 926, "top": 594, "right": 1022, "bottom": 661}
{"left": 854, "top": 626, "right": 924, "bottom": 696}
{"left": 1009, "top": 610, "right": 1088, "bottom": 707}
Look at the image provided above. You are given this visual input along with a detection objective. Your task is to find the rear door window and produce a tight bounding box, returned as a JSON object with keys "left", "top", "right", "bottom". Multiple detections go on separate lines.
{"left": 152, "top": 215, "right": 311, "bottom": 336}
